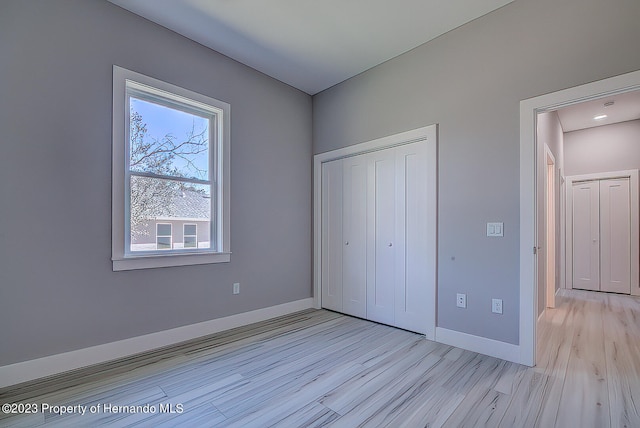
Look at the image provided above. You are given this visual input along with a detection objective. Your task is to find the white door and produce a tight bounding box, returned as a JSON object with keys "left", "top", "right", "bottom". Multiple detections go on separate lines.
{"left": 342, "top": 155, "right": 368, "bottom": 317}
{"left": 366, "top": 147, "right": 396, "bottom": 325}
{"left": 321, "top": 160, "right": 343, "bottom": 311}
{"left": 393, "top": 142, "right": 429, "bottom": 333}
{"left": 320, "top": 136, "right": 435, "bottom": 334}
{"left": 572, "top": 181, "right": 600, "bottom": 291}
{"left": 600, "top": 178, "right": 631, "bottom": 294}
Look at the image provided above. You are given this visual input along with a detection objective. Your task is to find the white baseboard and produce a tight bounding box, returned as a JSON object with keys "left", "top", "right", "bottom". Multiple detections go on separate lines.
{"left": 0, "top": 298, "right": 314, "bottom": 389}
{"left": 435, "top": 327, "right": 521, "bottom": 364}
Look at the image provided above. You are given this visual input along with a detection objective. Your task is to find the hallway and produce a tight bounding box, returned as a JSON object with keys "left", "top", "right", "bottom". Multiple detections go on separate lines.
{"left": 533, "top": 289, "right": 640, "bottom": 427}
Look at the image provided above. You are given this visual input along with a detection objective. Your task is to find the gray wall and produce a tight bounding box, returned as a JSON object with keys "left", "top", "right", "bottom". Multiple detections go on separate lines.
{"left": 564, "top": 120, "right": 640, "bottom": 176}
{"left": 0, "top": 1, "right": 312, "bottom": 366}
{"left": 313, "top": 0, "right": 640, "bottom": 344}
{"left": 536, "top": 111, "right": 564, "bottom": 316}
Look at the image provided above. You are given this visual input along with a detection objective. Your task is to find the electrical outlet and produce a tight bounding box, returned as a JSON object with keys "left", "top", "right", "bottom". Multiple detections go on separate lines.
{"left": 456, "top": 293, "right": 466, "bottom": 308}
{"left": 233, "top": 283, "right": 240, "bottom": 295}
{"left": 492, "top": 298, "right": 503, "bottom": 314}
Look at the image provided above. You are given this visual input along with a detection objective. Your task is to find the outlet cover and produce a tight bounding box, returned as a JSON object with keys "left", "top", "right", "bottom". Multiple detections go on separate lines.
{"left": 456, "top": 293, "right": 467, "bottom": 308}
{"left": 233, "top": 283, "right": 240, "bottom": 295}
{"left": 492, "top": 298, "right": 503, "bottom": 314}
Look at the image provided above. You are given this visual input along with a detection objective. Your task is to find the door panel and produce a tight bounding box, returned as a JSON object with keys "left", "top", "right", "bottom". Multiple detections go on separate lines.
{"left": 600, "top": 178, "right": 631, "bottom": 294}
{"left": 367, "top": 149, "right": 396, "bottom": 325}
{"left": 321, "top": 138, "right": 435, "bottom": 334}
{"left": 393, "top": 142, "right": 428, "bottom": 334}
{"left": 342, "top": 156, "right": 368, "bottom": 318}
{"left": 572, "top": 181, "right": 600, "bottom": 291}
{"left": 321, "top": 160, "right": 343, "bottom": 311}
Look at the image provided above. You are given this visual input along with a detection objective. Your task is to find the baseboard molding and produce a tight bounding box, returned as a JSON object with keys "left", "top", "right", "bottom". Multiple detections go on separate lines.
{"left": 435, "top": 327, "right": 521, "bottom": 364}
{"left": 0, "top": 298, "right": 314, "bottom": 389}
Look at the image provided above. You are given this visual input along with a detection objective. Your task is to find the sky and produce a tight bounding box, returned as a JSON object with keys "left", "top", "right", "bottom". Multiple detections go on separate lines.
{"left": 130, "top": 97, "right": 210, "bottom": 180}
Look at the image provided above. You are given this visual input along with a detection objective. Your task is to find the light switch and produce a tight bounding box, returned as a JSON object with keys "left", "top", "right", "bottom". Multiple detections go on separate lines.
{"left": 487, "top": 222, "right": 504, "bottom": 237}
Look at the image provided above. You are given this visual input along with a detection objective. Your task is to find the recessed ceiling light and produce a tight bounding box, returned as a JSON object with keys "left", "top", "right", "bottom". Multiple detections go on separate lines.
{"left": 594, "top": 114, "right": 608, "bottom": 120}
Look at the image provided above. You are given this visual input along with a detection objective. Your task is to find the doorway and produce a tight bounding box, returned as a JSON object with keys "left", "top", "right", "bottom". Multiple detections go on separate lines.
{"left": 519, "top": 69, "right": 640, "bottom": 366}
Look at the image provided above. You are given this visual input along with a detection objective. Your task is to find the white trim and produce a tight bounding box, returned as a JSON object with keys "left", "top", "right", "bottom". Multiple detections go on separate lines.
{"left": 183, "top": 223, "right": 198, "bottom": 248}
{"left": 435, "top": 327, "right": 520, "bottom": 364}
{"left": 154, "top": 217, "right": 209, "bottom": 222}
{"left": 565, "top": 170, "right": 639, "bottom": 296}
{"left": 313, "top": 125, "right": 437, "bottom": 340}
{"left": 544, "top": 145, "right": 556, "bottom": 310}
{"left": 565, "top": 170, "right": 639, "bottom": 182}
{"left": 520, "top": 69, "right": 640, "bottom": 367}
{"left": 0, "top": 298, "right": 314, "bottom": 389}
{"left": 559, "top": 167, "right": 566, "bottom": 290}
{"left": 113, "top": 252, "right": 231, "bottom": 271}
{"left": 156, "top": 222, "right": 173, "bottom": 250}
{"left": 314, "top": 126, "right": 434, "bottom": 162}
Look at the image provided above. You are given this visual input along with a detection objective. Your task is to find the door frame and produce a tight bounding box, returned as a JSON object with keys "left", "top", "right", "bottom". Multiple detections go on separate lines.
{"left": 519, "top": 69, "right": 640, "bottom": 366}
{"left": 313, "top": 124, "right": 438, "bottom": 340}
{"left": 564, "top": 170, "right": 639, "bottom": 294}
{"left": 544, "top": 145, "right": 556, "bottom": 309}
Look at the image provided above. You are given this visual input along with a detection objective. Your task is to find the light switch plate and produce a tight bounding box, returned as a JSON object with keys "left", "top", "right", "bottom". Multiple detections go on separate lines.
{"left": 487, "top": 222, "right": 504, "bottom": 237}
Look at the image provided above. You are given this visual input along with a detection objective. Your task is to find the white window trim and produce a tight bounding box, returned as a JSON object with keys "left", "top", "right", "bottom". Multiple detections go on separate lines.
{"left": 112, "top": 65, "right": 231, "bottom": 271}
{"left": 156, "top": 223, "right": 173, "bottom": 250}
{"left": 183, "top": 223, "right": 198, "bottom": 248}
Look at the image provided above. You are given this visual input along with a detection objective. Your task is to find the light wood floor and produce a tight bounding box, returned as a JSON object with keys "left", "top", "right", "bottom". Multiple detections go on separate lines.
{"left": 1, "top": 289, "right": 639, "bottom": 427}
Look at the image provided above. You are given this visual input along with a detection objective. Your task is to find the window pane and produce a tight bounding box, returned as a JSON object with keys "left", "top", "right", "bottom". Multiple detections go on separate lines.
{"left": 130, "top": 175, "right": 212, "bottom": 252}
{"left": 157, "top": 224, "right": 172, "bottom": 236}
{"left": 157, "top": 236, "right": 172, "bottom": 250}
{"left": 130, "top": 97, "right": 210, "bottom": 181}
{"left": 184, "top": 224, "right": 197, "bottom": 236}
{"left": 184, "top": 236, "right": 197, "bottom": 248}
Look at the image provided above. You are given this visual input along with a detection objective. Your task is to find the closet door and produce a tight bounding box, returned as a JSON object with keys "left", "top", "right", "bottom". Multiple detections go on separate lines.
{"left": 366, "top": 147, "right": 396, "bottom": 325}
{"left": 342, "top": 155, "right": 368, "bottom": 318}
{"left": 600, "top": 178, "right": 631, "bottom": 294}
{"left": 572, "top": 181, "right": 600, "bottom": 291}
{"left": 321, "top": 160, "right": 343, "bottom": 311}
{"left": 393, "top": 142, "right": 429, "bottom": 333}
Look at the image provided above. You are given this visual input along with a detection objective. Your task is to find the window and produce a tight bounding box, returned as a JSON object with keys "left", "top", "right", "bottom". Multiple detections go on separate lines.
{"left": 156, "top": 223, "right": 172, "bottom": 250}
{"left": 112, "top": 66, "right": 230, "bottom": 271}
{"left": 183, "top": 224, "right": 198, "bottom": 248}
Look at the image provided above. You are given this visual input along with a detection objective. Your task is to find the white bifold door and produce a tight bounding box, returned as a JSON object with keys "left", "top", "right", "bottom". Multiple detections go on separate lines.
{"left": 321, "top": 140, "right": 432, "bottom": 334}
{"left": 572, "top": 178, "right": 631, "bottom": 294}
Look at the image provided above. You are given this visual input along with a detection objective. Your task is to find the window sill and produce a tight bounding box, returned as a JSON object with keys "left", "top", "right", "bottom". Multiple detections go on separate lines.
{"left": 112, "top": 252, "right": 231, "bottom": 271}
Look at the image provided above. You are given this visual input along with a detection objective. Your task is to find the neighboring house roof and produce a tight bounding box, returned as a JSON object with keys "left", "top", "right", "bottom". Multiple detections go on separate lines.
{"left": 159, "top": 188, "right": 210, "bottom": 220}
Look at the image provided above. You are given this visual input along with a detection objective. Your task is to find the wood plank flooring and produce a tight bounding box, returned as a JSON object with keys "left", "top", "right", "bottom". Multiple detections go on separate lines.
{"left": 1, "top": 289, "right": 639, "bottom": 427}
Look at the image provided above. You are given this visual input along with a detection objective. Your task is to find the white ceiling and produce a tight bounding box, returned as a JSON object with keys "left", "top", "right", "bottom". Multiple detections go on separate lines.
{"left": 557, "top": 90, "right": 640, "bottom": 132}
{"left": 108, "top": 0, "right": 513, "bottom": 94}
